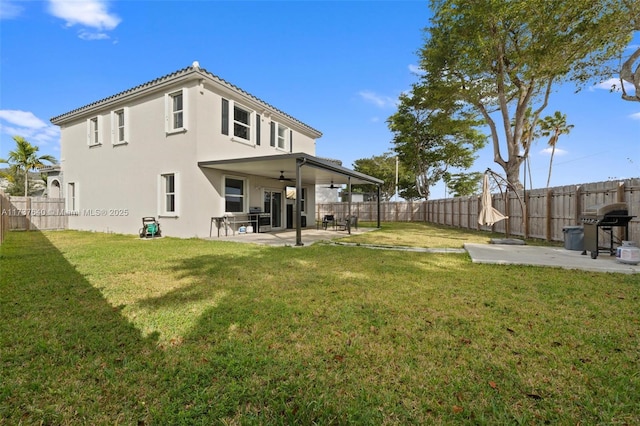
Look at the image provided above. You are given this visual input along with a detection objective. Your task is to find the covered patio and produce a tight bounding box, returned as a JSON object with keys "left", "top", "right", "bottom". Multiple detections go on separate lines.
{"left": 198, "top": 153, "right": 384, "bottom": 246}
{"left": 206, "top": 225, "right": 377, "bottom": 247}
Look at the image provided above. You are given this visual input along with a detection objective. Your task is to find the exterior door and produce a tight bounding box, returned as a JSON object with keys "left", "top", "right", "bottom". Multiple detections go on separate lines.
{"left": 264, "top": 190, "right": 283, "bottom": 230}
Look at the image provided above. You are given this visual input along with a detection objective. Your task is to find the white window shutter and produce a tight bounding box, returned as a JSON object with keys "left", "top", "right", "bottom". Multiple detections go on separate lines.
{"left": 221, "top": 98, "right": 229, "bottom": 135}
{"left": 86, "top": 118, "right": 92, "bottom": 145}
{"left": 123, "top": 107, "right": 130, "bottom": 143}
{"left": 180, "top": 90, "right": 188, "bottom": 131}
{"left": 174, "top": 172, "right": 180, "bottom": 215}
{"left": 255, "top": 113, "right": 261, "bottom": 145}
{"left": 270, "top": 121, "right": 275, "bottom": 147}
{"left": 164, "top": 93, "right": 170, "bottom": 133}
{"left": 110, "top": 111, "right": 116, "bottom": 144}
{"left": 97, "top": 115, "right": 103, "bottom": 144}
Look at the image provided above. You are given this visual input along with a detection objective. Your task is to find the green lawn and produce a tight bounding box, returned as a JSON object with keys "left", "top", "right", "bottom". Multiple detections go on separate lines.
{"left": 336, "top": 221, "right": 550, "bottom": 248}
{"left": 1, "top": 225, "right": 638, "bottom": 425}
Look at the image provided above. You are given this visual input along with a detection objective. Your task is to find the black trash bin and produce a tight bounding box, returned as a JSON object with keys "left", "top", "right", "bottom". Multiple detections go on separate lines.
{"left": 562, "top": 226, "right": 584, "bottom": 251}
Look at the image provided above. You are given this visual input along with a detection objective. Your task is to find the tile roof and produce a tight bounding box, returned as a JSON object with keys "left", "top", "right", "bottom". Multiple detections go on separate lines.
{"left": 50, "top": 64, "right": 322, "bottom": 137}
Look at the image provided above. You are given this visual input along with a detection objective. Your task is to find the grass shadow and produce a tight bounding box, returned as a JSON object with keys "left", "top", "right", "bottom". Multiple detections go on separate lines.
{"left": 0, "top": 231, "right": 165, "bottom": 424}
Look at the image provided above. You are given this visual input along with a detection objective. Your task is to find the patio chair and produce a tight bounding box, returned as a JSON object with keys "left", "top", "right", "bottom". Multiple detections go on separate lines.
{"left": 322, "top": 214, "right": 335, "bottom": 230}
{"left": 337, "top": 215, "right": 358, "bottom": 231}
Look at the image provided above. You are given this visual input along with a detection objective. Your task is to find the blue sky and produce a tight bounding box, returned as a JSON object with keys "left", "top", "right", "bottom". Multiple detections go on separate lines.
{"left": 0, "top": 0, "right": 638, "bottom": 199}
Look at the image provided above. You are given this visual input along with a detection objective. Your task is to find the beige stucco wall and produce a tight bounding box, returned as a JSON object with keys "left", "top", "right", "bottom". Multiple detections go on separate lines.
{"left": 194, "top": 80, "right": 317, "bottom": 161}
{"left": 58, "top": 75, "right": 319, "bottom": 238}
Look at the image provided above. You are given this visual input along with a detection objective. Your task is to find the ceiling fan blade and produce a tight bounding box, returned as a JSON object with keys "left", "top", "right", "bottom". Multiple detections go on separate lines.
{"left": 278, "top": 171, "right": 294, "bottom": 182}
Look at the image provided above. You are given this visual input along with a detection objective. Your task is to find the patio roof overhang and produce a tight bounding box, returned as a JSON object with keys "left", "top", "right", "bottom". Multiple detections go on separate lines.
{"left": 197, "top": 153, "right": 384, "bottom": 187}
{"left": 198, "top": 153, "right": 383, "bottom": 246}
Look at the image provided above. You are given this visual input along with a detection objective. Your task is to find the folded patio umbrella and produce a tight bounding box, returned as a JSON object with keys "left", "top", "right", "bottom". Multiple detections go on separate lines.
{"left": 478, "top": 173, "right": 508, "bottom": 226}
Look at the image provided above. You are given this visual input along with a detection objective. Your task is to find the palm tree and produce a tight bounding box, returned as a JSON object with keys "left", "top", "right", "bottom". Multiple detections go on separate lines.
{"left": 512, "top": 107, "right": 542, "bottom": 190}
{"left": 539, "top": 112, "right": 574, "bottom": 188}
{"left": 0, "top": 136, "right": 57, "bottom": 196}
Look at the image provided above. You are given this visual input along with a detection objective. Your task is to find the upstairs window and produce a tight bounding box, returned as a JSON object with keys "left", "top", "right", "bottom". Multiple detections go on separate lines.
{"left": 165, "top": 90, "right": 187, "bottom": 134}
{"left": 221, "top": 98, "right": 255, "bottom": 144}
{"left": 111, "top": 108, "right": 129, "bottom": 145}
{"left": 271, "top": 122, "right": 290, "bottom": 150}
{"left": 87, "top": 116, "right": 101, "bottom": 146}
{"left": 277, "top": 124, "right": 286, "bottom": 149}
{"left": 233, "top": 105, "right": 251, "bottom": 141}
{"left": 172, "top": 93, "right": 183, "bottom": 129}
{"left": 116, "top": 111, "right": 125, "bottom": 141}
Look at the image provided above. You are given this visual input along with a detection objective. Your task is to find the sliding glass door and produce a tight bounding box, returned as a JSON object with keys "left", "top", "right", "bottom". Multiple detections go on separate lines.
{"left": 264, "top": 190, "right": 282, "bottom": 230}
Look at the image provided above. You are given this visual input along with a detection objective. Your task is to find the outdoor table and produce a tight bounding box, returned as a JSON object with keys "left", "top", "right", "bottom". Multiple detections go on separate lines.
{"left": 210, "top": 216, "right": 228, "bottom": 237}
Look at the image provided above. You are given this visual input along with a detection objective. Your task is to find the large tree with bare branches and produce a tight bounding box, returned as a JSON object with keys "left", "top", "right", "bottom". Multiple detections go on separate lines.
{"left": 620, "top": 0, "right": 640, "bottom": 102}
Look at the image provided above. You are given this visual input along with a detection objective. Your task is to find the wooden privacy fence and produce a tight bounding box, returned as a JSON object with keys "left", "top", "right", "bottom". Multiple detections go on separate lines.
{"left": 317, "top": 178, "right": 640, "bottom": 244}
{"left": 1, "top": 196, "right": 68, "bottom": 234}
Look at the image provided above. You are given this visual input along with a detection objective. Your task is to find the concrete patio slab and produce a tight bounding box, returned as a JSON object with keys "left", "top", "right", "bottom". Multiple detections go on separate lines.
{"left": 204, "top": 227, "right": 375, "bottom": 246}
{"left": 464, "top": 243, "right": 640, "bottom": 274}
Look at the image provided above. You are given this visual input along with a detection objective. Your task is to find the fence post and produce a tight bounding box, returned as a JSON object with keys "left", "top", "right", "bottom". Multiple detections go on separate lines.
{"left": 504, "top": 192, "right": 511, "bottom": 237}
{"left": 444, "top": 199, "right": 448, "bottom": 226}
{"left": 617, "top": 181, "right": 626, "bottom": 242}
{"left": 545, "top": 188, "right": 553, "bottom": 242}
{"left": 523, "top": 191, "right": 529, "bottom": 239}
{"left": 574, "top": 185, "right": 582, "bottom": 225}
{"left": 426, "top": 201, "right": 429, "bottom": 223}
{"left": 617, "top": 181, "right": 625, "bottom": 203}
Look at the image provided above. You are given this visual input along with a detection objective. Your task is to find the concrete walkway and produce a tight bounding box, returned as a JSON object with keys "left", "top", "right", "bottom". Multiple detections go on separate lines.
{"left": 206, "top": 228, "right": 639, "bottom": 274}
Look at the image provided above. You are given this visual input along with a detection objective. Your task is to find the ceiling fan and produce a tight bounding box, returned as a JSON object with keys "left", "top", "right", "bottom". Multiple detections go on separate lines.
{"left": 323, "top": 181, "right": 339, "bottom": 189}
{"left": 278, "top": 171, "right": 294, "bottom": 182}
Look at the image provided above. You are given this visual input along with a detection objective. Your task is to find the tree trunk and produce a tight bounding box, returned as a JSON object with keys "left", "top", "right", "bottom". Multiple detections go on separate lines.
{"left": 546, "top": 145, "right": 556, "bottom": 188}
{"left": 23, "top": 169, "right": 28, "bottom": 197}
{"left": 504, "top": 160, "right": 522, "bottom": 190}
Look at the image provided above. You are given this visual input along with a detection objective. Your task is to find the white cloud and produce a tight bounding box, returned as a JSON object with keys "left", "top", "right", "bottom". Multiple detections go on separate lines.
{"left": 78, "top": 30, "right": 109, "bottom": 40}
{"left": 0, "top": 0, "right": 23, "bottom": 19}
{"left": 48, "top": 0, "right": 121, "bottom": 39}
{"left": 0, "top": 110, "right": 48, "bottom": 129}
{"left": 540, "top": 147, "right": 568, "bottom": 156}
{"left": 630, "top": 112, "right": 640, "bottom": 121}
{"left": 0, "top": 110, "right": 60, "bottom": 147}
{"left": 358, "top": 91, "right": 397, "bottom": 108}
{"left": 590, "top": 77, "right": 635, "bottom": 94}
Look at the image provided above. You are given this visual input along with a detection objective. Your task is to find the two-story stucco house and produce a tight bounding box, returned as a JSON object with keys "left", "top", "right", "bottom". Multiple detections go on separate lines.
{"left": 50, "top": 62, "right": 382, "bottom": 243}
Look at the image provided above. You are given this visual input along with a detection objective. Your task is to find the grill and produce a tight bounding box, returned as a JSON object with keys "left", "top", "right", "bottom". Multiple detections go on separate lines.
{"left": 580, "top": 203, "right": 635, "bottom": 259}
{"left": 249, "top": 207, "right": 271, "bottom": 232}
